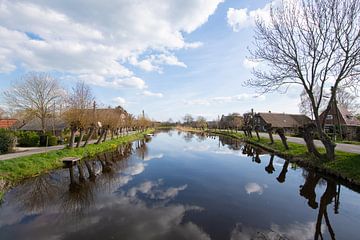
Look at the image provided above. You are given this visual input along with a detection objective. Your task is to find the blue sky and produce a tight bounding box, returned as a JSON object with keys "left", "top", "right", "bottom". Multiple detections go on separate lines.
{"left": 0, "top": 0, "right": 302, "bottom": 121}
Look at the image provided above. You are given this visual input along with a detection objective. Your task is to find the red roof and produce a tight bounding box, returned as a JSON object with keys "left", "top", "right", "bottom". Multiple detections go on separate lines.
{"left": 0, "top": 119, "right": 18, "bottom": 129}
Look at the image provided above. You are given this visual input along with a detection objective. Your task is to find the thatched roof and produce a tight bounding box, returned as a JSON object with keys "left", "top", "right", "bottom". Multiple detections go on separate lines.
{"left": 257, "top": 112, "right": 312, "bottom": 128}
{"left": 20, "top": 118, "right": 67, "bottom": 131}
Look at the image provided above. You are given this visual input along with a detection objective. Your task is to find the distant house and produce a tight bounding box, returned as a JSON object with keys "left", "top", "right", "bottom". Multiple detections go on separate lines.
{"left": 20, "top": 118, "right": 67, "bottom": 136}
{"left": 254, "top": 112, "right": 312, "bottom": 133}
{"left": 207, "top": 120, "right": 218, "bottom": 129}
{"left": 219, "top": 113, "right": 244, "bottom": 129}
{"left": 0, "top": 119, "right": 19, "bottom": 129}
{"left": 319, "top": 105, "right": 360, "bottom": 140}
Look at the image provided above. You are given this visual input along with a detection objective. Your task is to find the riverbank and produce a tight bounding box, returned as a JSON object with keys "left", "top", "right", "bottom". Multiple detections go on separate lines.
{"left": 208, "top": 130, "right": 360, "bottom": 186}
{"left": 0, "top": 129, "right": 154, "bottom": 201}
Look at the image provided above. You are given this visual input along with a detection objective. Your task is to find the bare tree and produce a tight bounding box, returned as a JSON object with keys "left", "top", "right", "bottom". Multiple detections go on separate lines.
{"left": 63, "top": 81, "right": 94, "bottom": 148}
{"left": 195, "top": 116, "right": 207, "bottom": 130}
{"left": 0, "top": 107, "right": 5, "bottom": 119}
{"left": 183, "top": 114, "right": 194, "bottom": 126}
{"left": 247, "top": 0, "right": 360, "bottom": 160}
{"left": 3, "top": 72, "right": 64, "bottom": 133}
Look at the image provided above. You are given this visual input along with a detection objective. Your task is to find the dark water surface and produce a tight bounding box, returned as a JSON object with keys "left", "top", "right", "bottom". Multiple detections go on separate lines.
{"left": 0, "top": 131, "right": 359, "bottom": 240}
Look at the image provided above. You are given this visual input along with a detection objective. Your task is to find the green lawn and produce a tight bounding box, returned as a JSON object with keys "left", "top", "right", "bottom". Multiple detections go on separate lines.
{"left": 209, "top": 130, "right": 360, "bottom": 184}
{"left": 0, "top": 129, "right": 153, "bottom": 200}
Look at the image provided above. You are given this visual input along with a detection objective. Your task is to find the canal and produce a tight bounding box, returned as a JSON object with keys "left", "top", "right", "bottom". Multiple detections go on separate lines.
{"left": 0, "top": 130, "right": 359, "bottom": 240}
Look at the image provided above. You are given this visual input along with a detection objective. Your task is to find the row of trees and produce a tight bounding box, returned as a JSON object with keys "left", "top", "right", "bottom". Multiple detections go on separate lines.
{"left": 2, "top": 72, "right": 152, "bottom": 149}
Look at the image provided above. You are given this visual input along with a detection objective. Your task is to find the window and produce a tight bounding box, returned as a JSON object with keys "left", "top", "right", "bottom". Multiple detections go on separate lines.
{"left": 326, "top": 115, "right": 333, "bottom": 120}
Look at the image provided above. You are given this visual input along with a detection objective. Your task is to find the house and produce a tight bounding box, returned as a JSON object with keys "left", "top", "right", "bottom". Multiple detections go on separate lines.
{"left": 254, "top": 112, "right": 312, "bottom": 133}
{"left": 219, "top": 113, "right": 244, "bottom": 129}
{"left": 319, "top": 105, "right": 360, "bottom": 140}
{"left": 0, "top": 119, "right": 19, "bottom": 129}
{"left": 20, "top": 118, "right": 67, "bottom": 136}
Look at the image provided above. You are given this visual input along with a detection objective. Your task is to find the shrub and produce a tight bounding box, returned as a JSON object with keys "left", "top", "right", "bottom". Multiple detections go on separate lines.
{"left": 0, "top": 129, "right": 15, "bottom": 154}
{"left": 17, "top": 131, "right": 40, "bottom": 147}
{"left": 39, "top": 133, "right": 58, "bottom": 146}
{"left": 48, "top": 136, "right": 58, "bottom": 146}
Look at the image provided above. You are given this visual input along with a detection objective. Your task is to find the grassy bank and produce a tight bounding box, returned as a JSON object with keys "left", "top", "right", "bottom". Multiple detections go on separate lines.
{"left": 0, "top": 129, "right": 154, "bottom": 200}
{"left": 209, "top": 130, "right": 360, "bottom": 185}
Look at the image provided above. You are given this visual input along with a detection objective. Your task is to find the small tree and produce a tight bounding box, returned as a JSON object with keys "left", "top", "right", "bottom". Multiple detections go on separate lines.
{"left": 183, "top": 114, "right": 194, "bottom": 126}
{"left": 247, "top": 0, "right": 360, "bottom": 160}
{"left": 195, "top": 116, "right": 207, "bottom": 130}
{"left": 3, "top": 72, "right": 64, "bottom": 134}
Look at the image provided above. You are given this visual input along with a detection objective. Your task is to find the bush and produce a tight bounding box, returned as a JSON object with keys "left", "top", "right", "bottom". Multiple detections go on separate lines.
{"left": 17, "top": 131, "right": 40, "bottom": 147}
{"left": 39, "top": 133, "right": 58, "bottom": 146}
{"left": 0, "top": 129, "right": 15, "bottom": 154}
{"left": 48, "top": 136, "right": 58, "bottom": 146}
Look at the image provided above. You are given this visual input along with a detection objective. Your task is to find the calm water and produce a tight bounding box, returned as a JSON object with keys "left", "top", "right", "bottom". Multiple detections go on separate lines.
{"left": 0, "top": 131, "right": 359, "bottom": 240}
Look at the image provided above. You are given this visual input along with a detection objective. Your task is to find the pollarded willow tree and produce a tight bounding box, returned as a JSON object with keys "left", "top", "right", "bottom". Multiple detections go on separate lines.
{"left": 247, "top": 0, "right": 360, "bottom": 160}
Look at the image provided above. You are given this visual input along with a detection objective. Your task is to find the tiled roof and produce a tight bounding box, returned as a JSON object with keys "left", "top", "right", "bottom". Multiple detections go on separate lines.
{"left": 337, "top": 105, "right": 360, "bottom": 126}
{"left": 0, "top": 119, "right": 18, "bottom": 129}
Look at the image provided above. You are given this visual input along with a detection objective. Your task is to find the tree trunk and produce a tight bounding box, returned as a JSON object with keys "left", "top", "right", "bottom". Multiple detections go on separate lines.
{"left": 96, "top": 128, "right": 105, "bottom": 144}
{"left": 321, "top": 136, "right": 336, "bottom": 161}
{"left": 265, "top": 124, "right": 274, "bottom": 144}
{"left": 83, "top": 127, "right": 95, "bottom": 147}
{"left": 254, "top": 126, "right": 260, "bottom": 141}
{"left": 302, "top": 124, "right": 322, "bottom": 158}
{"left": 76, "top": 128, "right": 84, "bottom": 148}
{"left": 276, "top": 128, "right": 289, "bottom": 150}
{"left": 102, "top": 128, "right": 108, "bottom": 142}
{"left": 314, "top": 111, "right": 336, "bottom": 161}
{"left": 68, "top": 128, "right": 76, "bottom": 148}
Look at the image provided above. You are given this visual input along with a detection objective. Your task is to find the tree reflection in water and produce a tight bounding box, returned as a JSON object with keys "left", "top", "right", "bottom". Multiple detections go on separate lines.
{"left": 217, "top": 133, "right": 342, "bottom": 239}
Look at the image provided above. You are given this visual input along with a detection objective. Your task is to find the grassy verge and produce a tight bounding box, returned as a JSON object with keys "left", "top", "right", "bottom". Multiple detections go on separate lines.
{"left": 208, "top": 130, "right": 360, "bottom": 185}
{"left": 0, "top": 129, "right": 154, "bottom": 200}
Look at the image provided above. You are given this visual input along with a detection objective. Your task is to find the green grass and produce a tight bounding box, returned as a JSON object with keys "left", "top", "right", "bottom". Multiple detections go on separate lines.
{"left": 209, "top": 129, "right": 360, "bottom": 184}
{"left": 0, "top": 129, "right": 154, "bottom": 200}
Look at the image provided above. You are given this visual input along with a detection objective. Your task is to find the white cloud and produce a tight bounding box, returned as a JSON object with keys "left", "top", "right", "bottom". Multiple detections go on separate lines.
{"left": 0, "top": 0, "right": 223, "bottom": 88}
{"left": 113, "top": 96, "right": 126, "bottom": 106}
{"left": 185, "top": 93, "right": 266, "bottom": 105}
{"left": 227, "top": 8, "right": 252, "bottom": 31}
{"left": 227, "top": 1, "right": 281, "bottom": 31}
{"left": 244, "top": 182, "right": 268, "bottom": 195}
{"left": 142, "top": 90, "right": 164, "bottom": 98}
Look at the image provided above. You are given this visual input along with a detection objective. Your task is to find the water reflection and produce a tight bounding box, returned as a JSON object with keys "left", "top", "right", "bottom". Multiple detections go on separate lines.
{"left": 0, "top": 131, "right": 359, "bottom": 240}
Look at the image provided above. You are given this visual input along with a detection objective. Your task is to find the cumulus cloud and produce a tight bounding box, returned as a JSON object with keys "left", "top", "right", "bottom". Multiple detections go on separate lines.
{"left": 227, "top": 0, "right": 281, "bottom": 31}
{"left": 244, "top": 182, "right": 268, "bottom": 195}
{"left": 0, "top": 0, "right": 223, "bottom": 88}
{"left": 142, "top": 90, "right": 164, "bottom": 98}
{"left": 113, "top": 96, "right": 126, "bottom": 106}
{"left": 185, "top": 93, "right": 266, "bottom": 105}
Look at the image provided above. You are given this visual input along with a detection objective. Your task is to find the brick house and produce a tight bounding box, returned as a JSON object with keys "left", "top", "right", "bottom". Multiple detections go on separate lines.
{"left": 319, "top": 105, "right": 360, "bottom": 141}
